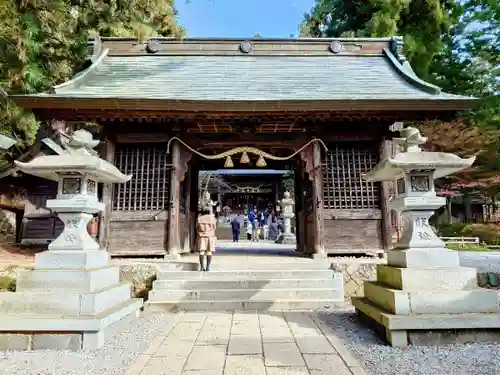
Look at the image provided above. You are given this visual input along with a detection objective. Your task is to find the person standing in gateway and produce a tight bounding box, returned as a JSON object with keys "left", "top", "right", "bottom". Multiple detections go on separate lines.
{"left": 196, "top": 208, "right": 217, "bottom": 271}
{"left": 230, "top": 214, "right": 241, "bottom": 242}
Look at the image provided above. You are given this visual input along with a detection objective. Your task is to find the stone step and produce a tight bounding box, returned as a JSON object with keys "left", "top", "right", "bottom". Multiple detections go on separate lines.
{"left": 148, "top": 288, "right": 341, "bottom": 301}
{"left": 145, "top": 299, "right": 344, "bottom": 312}
{"left": 157, "top": 269, "right": 335, "bottom": 280}
{"left": 152, "top": 278, "right": 341, "bottom": 290}
{"left": 16, "top": 266, "right": 120, "bottom": 293}
{"left": 206, "top": 260, "right": 331, "bottom": 271}
{"left": 155, "top": 259, "right": 331, "bottom": 271}
{"left": 0, "top": 298, "right": 143, "bottom": 333}
{"left": 0, "top": 282, "right": 132, "bottom": 315}
{"left": 153, "top": 262, "right": 198, "bottom": 271}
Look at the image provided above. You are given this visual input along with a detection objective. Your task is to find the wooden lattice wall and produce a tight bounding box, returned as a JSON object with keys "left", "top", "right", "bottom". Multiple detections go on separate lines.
{"left": 112, "top": 144, "right": 171, "bottom": 211}
{"left": 322, "top": 142, "right": 380, "bottom": 210}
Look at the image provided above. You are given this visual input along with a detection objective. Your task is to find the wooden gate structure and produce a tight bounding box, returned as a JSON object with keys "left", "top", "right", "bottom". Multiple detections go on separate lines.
{"left": 11, "top": 37, "right": 475, "bottom": 257}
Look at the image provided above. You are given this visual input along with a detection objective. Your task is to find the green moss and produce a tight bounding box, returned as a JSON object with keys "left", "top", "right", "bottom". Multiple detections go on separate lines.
{"left": 0, "top": 275, "right": 16, "bottom": 291}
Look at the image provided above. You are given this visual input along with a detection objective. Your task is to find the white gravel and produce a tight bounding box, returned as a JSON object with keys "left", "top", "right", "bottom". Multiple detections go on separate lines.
{"left": 0, "top": 311, "right": 176, "bottom": 375}
{"left": 318, "top": 307, "right": 500, "bottom": 375}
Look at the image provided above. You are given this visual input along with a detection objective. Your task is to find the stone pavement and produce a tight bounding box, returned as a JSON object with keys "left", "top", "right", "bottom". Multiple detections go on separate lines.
{"left": 126, "top": 311, "right": 366, "bottom": 375}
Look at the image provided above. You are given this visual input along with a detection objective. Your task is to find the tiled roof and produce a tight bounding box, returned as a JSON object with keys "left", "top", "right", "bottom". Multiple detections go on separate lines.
{"left": 50, "top": 54, "right": 463, "bottom": 101}
{"left": 14, "top": 37, "right": 475, "bottom": 112}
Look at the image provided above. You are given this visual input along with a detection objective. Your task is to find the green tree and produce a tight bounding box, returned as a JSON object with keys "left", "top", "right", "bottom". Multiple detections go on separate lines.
{"left": 0, "top": 0, "right": 184, "bottom": 153}
{"left": 300, "top": 0, "right": 455, "bottom": 79}
{"left": 301, "top": 0, "right": 499, "bottom": 195}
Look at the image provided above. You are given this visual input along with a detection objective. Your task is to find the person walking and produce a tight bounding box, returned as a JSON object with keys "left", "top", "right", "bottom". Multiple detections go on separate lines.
{"left": 230, "top": 215, "right": 241, "bottom": 242}
{"left": 252, "top": 219, "right": 260, "bottom": 242}
{"left": 196, "top": 208, "right": 217, "bottom": 272}
{"left": 263, "top": 221, "right": 269, "bottom": 240}
{"left": 269, "top": 217, "right": 279, "bottom": 241}
{"left": 246, "top": 220, "right": 253, "bottom": 240}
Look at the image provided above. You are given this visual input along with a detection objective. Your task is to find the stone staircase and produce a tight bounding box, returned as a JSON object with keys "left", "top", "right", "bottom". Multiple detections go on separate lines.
{"left": 145, "top": 257, "right": 344, "bottom": 311}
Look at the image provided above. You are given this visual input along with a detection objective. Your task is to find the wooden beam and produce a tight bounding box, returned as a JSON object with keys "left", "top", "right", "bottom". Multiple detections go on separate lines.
{"left": 99, "top": 137, "right": 115, "bottom": 250}
{"left": 379, "top": 137, "right": 393, "bottom": 250}
{"left": 33, "top": 107, "right": 463, "bottom": 123}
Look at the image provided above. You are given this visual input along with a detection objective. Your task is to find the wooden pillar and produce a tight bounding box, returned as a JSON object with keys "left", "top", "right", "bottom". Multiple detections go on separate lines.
{"left": 99, "top": 137, "right": 115, "bottom": 250}
{"left": 311, "top": 141, "right": 325, "bottom": 258}
{"left": 293, "top": 162, "right": 303, "bottom": 252}
{"left": 167, "top": 140, "right": 181, "bottom": 256}
{"left": 380, "top": 138, "right": 393, "bottom": 250}
{"left": 181, "top": 162, "right": 192, "bottom": 254}
{"left": 190, "top": 164, "right": 199, "bottom": 251}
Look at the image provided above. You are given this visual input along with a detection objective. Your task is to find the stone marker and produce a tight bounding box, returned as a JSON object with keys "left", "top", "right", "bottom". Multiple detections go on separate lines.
{"left": 0, "top": 129, "right": 142, "bottom": 350}
{"left": 352, "top": 126, "right": 500, "bottom": 347}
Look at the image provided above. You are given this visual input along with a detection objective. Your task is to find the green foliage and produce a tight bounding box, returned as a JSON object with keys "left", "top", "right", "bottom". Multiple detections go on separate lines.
{"left": 300, "top": 0, "right": 454, "bottom": 78}
{"left": 446, "top": 244, "right": 495, "bottom": 252}
{"left": 0, "top": 0, "right": 184, "bottom": 152}
{"left": 436, "top": 222, "right": 467, "bottom": 237}
{"left": 437, "top": 223, "right": 500, "bottom": 245}
{"left": 301, "top": 0, "right": 499, "bottom": 193}
{"left": 0, "top": 275, "right": 16, "bottom": 291}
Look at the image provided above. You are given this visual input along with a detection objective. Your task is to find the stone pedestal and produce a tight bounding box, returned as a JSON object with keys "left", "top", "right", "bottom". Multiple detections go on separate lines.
{"left": 352, "top": 127, "right": 499, "bottom": 347}
{"left": 0, "top": 130, "right": 142, "bottom": 350}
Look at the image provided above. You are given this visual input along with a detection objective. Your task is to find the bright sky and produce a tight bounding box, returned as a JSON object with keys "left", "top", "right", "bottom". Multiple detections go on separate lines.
{"left": 176, "top": 0, "right": 315, "bottom": 38}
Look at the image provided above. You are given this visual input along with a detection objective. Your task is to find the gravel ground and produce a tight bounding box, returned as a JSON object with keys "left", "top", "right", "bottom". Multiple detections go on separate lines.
{"left": 318, "top": 307, "right": 500, "bottom": 375}
{"left": 0, "top": 312, "right": 176, "bottom": 375}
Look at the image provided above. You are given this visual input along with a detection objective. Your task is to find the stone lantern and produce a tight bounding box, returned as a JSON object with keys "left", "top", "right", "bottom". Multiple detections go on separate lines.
{"left": 352, "top": 126, "right": 500, "bottom": 347}
{"left": 275, "top": 191, "right": 296, "bottom": 244}
{"left": 0, "top": 130, "right": 142, "bottom": 350}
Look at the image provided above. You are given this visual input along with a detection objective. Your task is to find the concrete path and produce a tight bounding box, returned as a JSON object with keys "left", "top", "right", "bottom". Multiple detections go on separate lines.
{"left": 126, "top": 311, "right": 366, "bottom": 375}
{"left": 458, "top": 251, "right": 500, "bottom": 272}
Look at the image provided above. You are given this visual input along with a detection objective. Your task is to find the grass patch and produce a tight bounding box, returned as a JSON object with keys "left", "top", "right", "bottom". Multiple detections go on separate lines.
{"left": 446, "top": 244, "right": 499, "bottom": 252}
{"left": 0, "top": 275, "right": 16, "bottom": 291}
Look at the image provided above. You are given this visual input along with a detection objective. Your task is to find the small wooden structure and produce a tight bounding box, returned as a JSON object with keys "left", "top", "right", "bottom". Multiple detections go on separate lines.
{"left": 10, "top": 36, "right": 475, "bottom": 257}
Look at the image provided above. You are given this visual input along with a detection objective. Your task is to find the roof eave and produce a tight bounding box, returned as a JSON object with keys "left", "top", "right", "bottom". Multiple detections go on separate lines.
{"left": 10, "top": 97, "right": 479, "bottom": 113}
{"left": 53, "top": 48, "right": 109, "bottom": 93}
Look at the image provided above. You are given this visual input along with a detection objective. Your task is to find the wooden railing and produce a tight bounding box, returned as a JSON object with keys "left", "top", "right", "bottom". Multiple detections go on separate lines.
{"left": 440, "top": 237, "right": 480, "bottom": 247}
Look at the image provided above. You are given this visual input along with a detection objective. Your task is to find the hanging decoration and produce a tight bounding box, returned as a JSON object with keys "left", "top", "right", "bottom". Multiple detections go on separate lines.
{"left": 224, "top": 156, "right": 234, "bottom": 168}
{"left": 166, "top": 137, "right": 328, "bottom": 168}
{"left": 256, "top": 155, "right": 267, "bottom": 167}
{"left": 239, "top": 151, "right": 250, "bottom": 164}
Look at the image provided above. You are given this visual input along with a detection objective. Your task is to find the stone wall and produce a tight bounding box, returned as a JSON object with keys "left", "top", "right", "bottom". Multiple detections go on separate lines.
{"left": 118, "top": 263, "right": 157, "bottom": 300}
{"left": 0, "top": 209, "right": 16, "bottom": 243}
{"left": 330, "top": 259, "right": 384, "bottom": 302}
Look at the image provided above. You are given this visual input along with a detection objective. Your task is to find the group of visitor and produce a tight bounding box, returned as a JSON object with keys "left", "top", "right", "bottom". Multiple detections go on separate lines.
{"left": 230, "top": 208, "right": 281, "bottom": 242}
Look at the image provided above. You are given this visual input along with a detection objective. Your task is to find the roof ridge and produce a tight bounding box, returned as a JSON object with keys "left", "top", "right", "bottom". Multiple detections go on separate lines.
{"left": 95, "top": 36, "right": 395, "bottom": 42}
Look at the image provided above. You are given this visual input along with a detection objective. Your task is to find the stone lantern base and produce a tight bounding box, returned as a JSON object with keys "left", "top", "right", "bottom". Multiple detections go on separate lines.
{"left": 0, "top": 250, "right": 143, "bottom": 350}
{"left": 275, "top": 233, "right": 296, "bottom": 245}
{"left": 351, "top": 248, "right": 500, "bottom": 347}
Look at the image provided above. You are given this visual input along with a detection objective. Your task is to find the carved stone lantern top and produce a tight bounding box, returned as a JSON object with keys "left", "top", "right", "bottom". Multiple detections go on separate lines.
{"left": 362, "top": 127, "right": 475, "bottom": 182}
{"left": 14, "top": 129, "right": 131, "bottom": 184}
